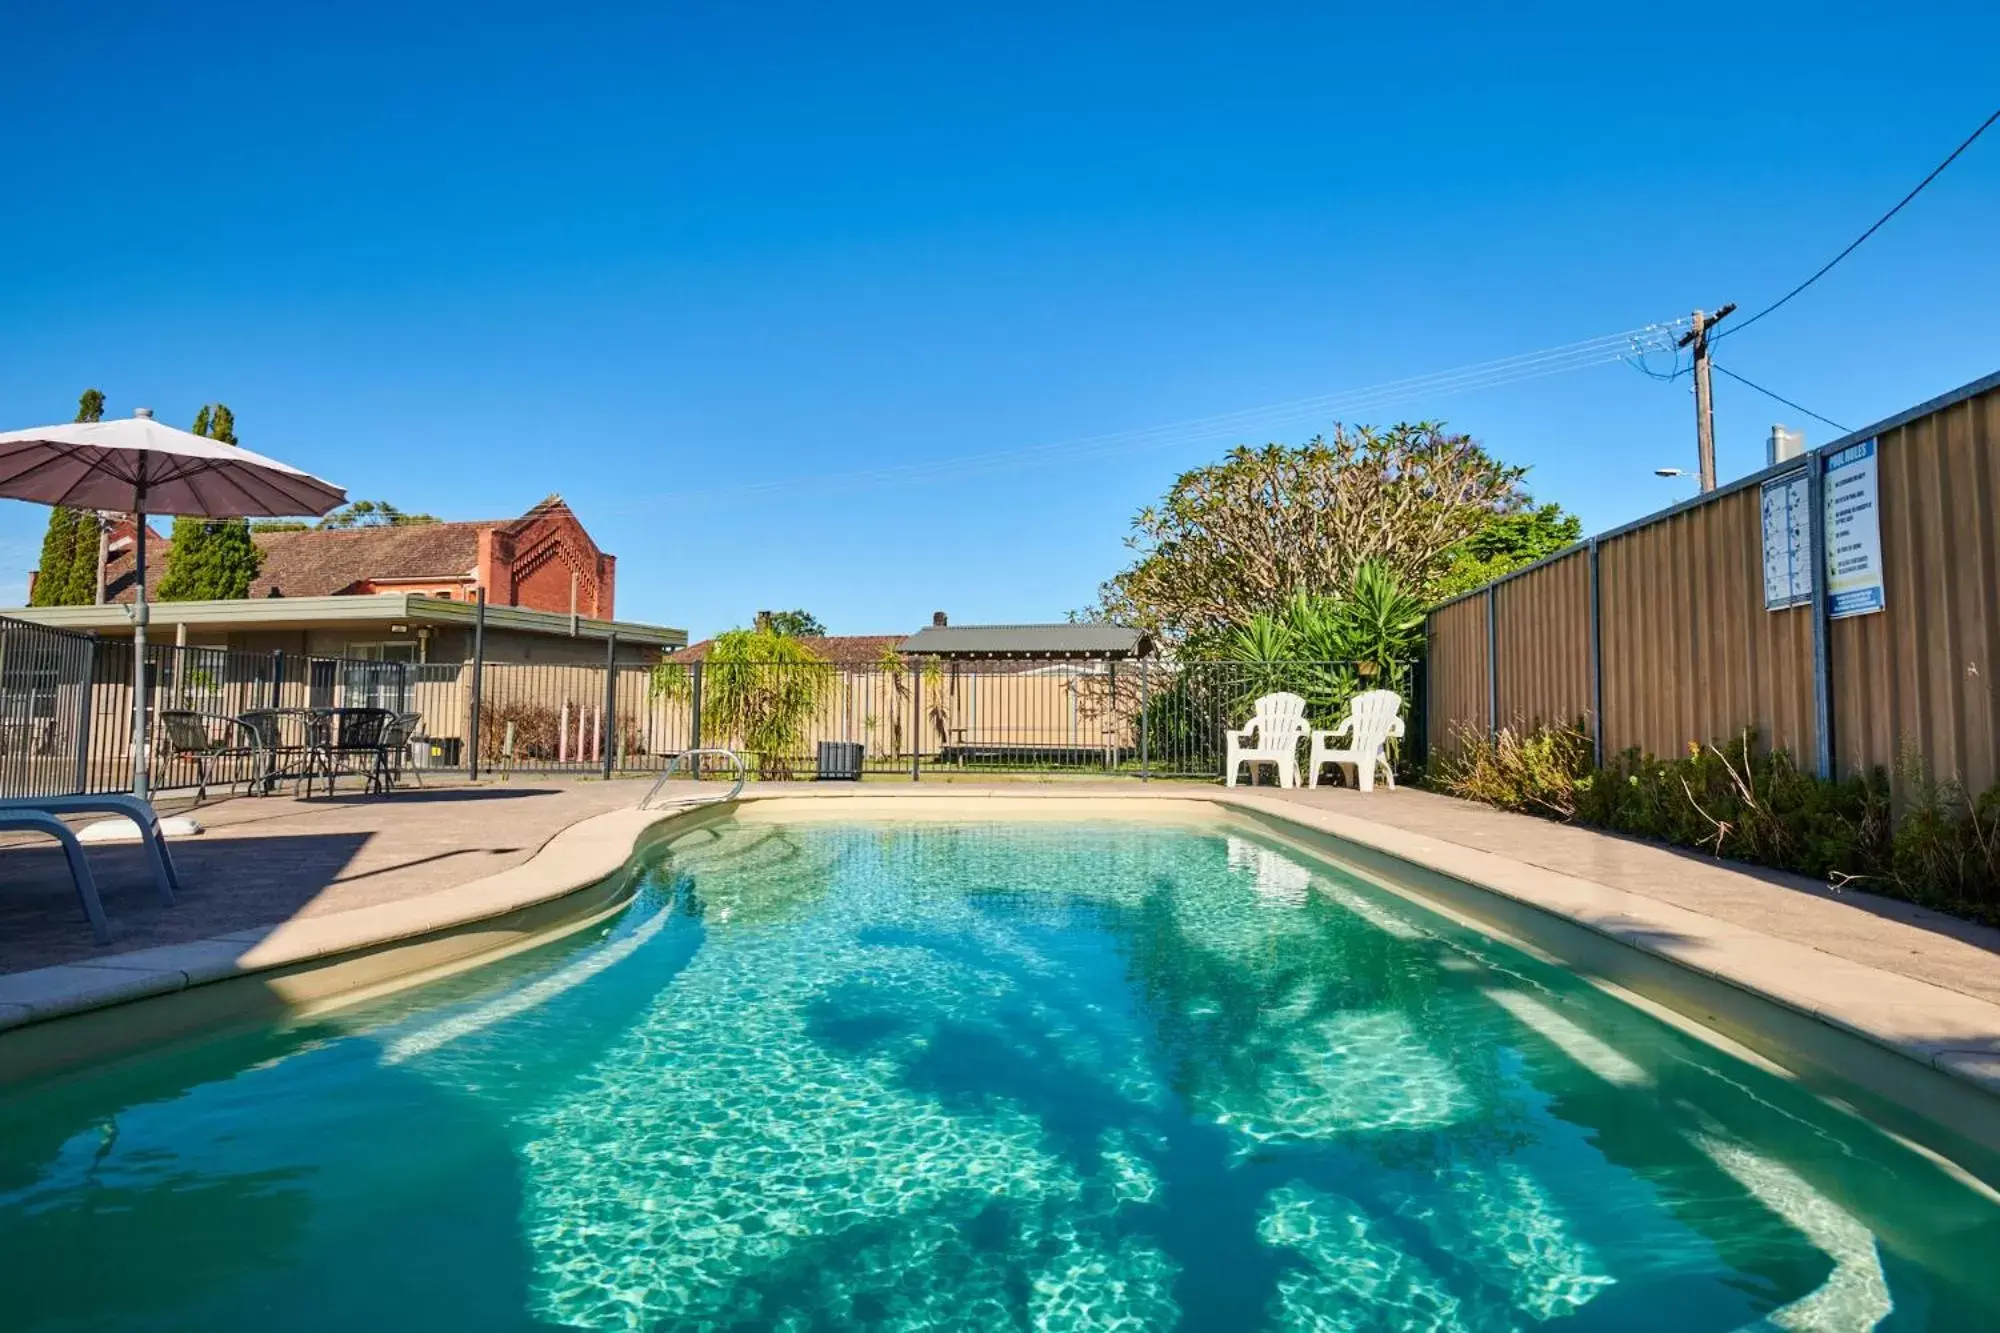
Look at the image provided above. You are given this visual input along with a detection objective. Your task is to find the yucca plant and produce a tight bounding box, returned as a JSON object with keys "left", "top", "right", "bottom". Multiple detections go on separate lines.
{"left": 1219, "top": 561, "right": 1423, "bottom": 727}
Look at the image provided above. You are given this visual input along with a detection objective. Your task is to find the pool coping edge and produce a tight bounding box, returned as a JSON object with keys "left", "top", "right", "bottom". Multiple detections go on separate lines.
{"left": 3, "top": 785, "right": 1996, "bottom": 1147}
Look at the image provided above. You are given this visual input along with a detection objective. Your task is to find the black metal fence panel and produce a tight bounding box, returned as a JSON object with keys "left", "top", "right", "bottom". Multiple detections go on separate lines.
{"left": 0, "top": 615, "right": 410, "bottom": 799}
{"left": 3, "top": 609, "right": 1421, "bottom": 796}
{"left": 421, "top": 651, "right": 1420, "bottom": 784}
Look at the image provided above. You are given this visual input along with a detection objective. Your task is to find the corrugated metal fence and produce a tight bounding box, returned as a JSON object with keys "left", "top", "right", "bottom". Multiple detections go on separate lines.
{"left": 1427, "top": 369, "right": 2000, "bottom": 791}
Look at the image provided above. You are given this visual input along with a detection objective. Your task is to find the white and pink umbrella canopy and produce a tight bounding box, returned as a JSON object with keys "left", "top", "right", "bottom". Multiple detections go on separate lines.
{"left": 0, "top": 409, "right": 346, "bottom": 800}
{"left": 0, "top": 411, "right": 345, "bottom": 517}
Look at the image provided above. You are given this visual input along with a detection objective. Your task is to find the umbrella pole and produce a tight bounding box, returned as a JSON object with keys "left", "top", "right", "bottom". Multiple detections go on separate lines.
{"left": 131, "top": 505, "right": 150, "bottom": 801}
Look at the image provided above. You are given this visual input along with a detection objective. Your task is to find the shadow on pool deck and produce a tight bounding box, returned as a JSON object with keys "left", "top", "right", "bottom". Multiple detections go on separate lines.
{"left": 0, "top": 778, "right": 654, "bottom": 974}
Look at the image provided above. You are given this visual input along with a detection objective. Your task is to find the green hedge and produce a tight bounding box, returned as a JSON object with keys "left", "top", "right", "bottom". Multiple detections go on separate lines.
{"left": 1433, "top": 722, "right": 2000, "bottom": 925}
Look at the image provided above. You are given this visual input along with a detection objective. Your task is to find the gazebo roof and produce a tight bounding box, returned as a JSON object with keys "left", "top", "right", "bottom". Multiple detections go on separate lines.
{"left": 896, "top": 622, "right": 1151, "bottom": 660}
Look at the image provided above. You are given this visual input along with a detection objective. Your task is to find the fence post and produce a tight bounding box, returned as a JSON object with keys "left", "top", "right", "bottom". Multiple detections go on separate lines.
{"left": 1139, "top": 661, "right": 1150, "bottom": 783}
{"left": 73, "top": 635, "right": 98, "bottom": 795}
{"left": 1485, "top": 585, "right": 1499, "bottom": 741}
{"left": 602, "top": 633, "right": 618, "bottom": 781}
{"left": 1807, "top": 452, "right": 1835, "bottom": 779}
{"left": 911, "top": 665, "right": 922, "bottom": 782}
{"left": 1106, "top": 661, "right": 1118, "bottom": 773}
{"left": 469, "top": 589, "right": 487, "bottom": 781}
{"left": 1587, "top": 538, "right": 1603, "bottom": 767}
{"left": 689, "top": 662, "right": 704, "bottom": 774}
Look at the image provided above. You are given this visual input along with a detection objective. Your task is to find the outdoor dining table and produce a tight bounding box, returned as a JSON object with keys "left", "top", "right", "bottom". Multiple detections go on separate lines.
{"left": 237, "top": 707, "right": 324, "bottom": 794}
{"left": 226, "top": 706, "right": 420, "bottom": 797}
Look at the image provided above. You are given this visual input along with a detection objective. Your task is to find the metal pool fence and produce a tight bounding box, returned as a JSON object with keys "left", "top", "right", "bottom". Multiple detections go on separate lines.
{"left": 1, "top": 611, "right": 1422, "bottom": 795}
{"left": 434, "top": 654, "right": 1423, "bottom": 784}
{"left": 0, "top": 615, "right": 407, "bottom": 799}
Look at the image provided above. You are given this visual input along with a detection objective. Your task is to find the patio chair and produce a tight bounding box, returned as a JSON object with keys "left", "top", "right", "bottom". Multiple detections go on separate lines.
{"left": 1224, "top": 692, "right": 1309, "bottom": 788}
{"left": 377, "top": 712, "right": 425, "bottom": 790}
{"left": 303, "top": 708, "right": 397, "bottom": 797}
{"left": 0, "top": 794, "right": 179, "bottom": 905}
{"left": 1307, "top": 689, "right": 1405, "bottom": 792}
{"left": 0, "top": 810, "right": 110, "bottom": 944}
{"left": 158, "top": 710, "right": 269, "bottom": 805}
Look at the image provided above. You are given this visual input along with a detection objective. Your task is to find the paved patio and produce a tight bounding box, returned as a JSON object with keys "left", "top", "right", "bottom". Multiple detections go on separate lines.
{"left": 4, "top": 776, "right": 1997, "bottom": 1013}
{"left": 0, "top": 778, "right": 650, "bottom": 973}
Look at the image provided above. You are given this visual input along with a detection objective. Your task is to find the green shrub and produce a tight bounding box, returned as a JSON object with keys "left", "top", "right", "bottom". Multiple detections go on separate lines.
{"left": 1434, "top": 720, "right": 1594, "bottom": 818}
{"left": 1426, "top": 723, "right": 2000, "bottom": 920}
{"left": 1886, "top": 751, "right": 2000, "bottom": 919}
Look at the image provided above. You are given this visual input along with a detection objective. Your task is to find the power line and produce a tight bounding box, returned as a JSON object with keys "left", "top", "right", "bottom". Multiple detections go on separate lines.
{"left": 1711, "top": 364, "right": 1850, "bottom": 433}
{"left": 594, "top": 319, "right": 1688, "bottom": 511}
{"left": 1721, "top": 106, "right": 2000, "bottom": 342}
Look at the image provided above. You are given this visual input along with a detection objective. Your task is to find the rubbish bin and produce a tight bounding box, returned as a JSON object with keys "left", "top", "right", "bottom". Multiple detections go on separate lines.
{"left": 816, "top": 741, "right": 863, "bottom": 781}
{"left": 415, "top": 736, "right": 463, "bottom": 769}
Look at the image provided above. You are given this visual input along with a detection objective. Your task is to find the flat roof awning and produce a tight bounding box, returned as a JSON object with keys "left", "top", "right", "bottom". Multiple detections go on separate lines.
{"left": 0, "top": 594, "right": 687, "bottom": 648}
{"left": 896, "top": 623, "right": 1151, "bottom": 659}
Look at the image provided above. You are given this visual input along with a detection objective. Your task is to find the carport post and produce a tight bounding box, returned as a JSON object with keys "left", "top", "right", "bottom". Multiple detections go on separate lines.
{"left": 469, "top": 590, "right": 487, "bottom": 781}
{"left": 601, "top": 633, "right": 618, "bottom": 780}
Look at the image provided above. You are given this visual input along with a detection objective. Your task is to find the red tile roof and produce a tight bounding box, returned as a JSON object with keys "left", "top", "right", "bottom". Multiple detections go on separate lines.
{"left": 250, "top": 522, "right": 482, "bottom": 597}
{"left": 98, "top": 519, "right": 497, "bottom": 603}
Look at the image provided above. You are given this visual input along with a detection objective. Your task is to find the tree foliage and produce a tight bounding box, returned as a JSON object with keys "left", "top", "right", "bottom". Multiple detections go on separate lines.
{"left": 650, "top": 628, "right": 835, "bottom": 779}
{"left": 318, "top": 499, "right": 439, "bottom": 529}
{"left": 158, "top": 403, "right": 263, "bottom": 601}
{"left": 1432, "top": 502, "right": 1583, "bottom": 601}
{"left": 765, "top": 609, "right": 826, "bottom": 637}
{"left": 30, "top": 388, "right": 110, "bottom": 606}
{"left": 1218, "top": 560, "right": 1427, "bottom": 723}
{"left": 1097, "top": 422, "right": 1528, "bottom": 645}
{"left": 31, "top": 508, "right": 96, "bottom": 606}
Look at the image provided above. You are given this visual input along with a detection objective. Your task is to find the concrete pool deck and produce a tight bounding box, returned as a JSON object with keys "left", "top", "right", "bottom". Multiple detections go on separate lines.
{"left": 2, "top": 777, "right": 1998, "bottom": 1143}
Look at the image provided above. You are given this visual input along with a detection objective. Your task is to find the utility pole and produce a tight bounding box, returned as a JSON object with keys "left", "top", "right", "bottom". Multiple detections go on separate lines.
{"left": 1676, "top": 303, "right": 1735, "bottom": 492}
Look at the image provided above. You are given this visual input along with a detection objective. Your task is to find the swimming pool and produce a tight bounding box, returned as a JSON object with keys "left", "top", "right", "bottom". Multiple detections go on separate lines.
{"left": 1, "top": 817, "right": 1995, "bottom": 1329}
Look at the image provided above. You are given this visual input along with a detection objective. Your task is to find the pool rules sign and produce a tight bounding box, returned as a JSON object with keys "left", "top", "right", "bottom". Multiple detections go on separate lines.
{"left": 1824, "top": 439, "right": 1885, "bottom": 618}
{"left": 1761, "top": 438, "right": 1885, "bottom": 619}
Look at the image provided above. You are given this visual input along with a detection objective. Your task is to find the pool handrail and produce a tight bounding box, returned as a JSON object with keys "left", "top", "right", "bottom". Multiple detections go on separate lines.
{"left": 640, "top": 748, "right": 747, "bottom": 810}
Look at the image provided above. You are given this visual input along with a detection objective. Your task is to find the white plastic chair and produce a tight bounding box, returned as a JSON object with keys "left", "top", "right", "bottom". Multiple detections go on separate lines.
{"left": 1307, "top": 690, "right": 1405, "bottom": 792}
{"left": 1224, "top": 692, "right": 1309, "bottom": 788}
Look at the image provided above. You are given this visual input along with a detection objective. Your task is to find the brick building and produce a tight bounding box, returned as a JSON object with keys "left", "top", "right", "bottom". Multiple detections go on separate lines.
{"left": 76, "top": 495, "right": 616, "bottom": 616}
{"left": 12, "top": 497, "right": 675, "bottom": 668}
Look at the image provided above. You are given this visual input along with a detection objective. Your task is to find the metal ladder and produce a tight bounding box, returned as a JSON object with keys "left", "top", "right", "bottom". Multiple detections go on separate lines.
{"left": 639, "top": 747, "right": 747, "bottom": 811}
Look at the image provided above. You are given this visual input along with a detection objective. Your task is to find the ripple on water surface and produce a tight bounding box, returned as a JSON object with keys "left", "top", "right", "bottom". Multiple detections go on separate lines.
{"left": 1, "top": 820, "right": 1996, "bottom": 1331}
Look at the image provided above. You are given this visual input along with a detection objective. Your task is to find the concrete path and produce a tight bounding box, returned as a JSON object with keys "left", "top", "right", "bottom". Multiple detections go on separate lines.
{"left": 1261, "top": 783, "right": 2000, "bottom": 1009}
{"left": 0, "top": 779, "right": 649, "bottom": 973}
{"left": 4, "top": 775, "right": 1996, "bottom": 1016}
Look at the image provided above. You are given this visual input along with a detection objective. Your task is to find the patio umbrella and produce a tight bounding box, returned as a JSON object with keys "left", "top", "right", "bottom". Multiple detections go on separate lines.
{"left": 0, "top": 408, "right": 346, "bottom": 798}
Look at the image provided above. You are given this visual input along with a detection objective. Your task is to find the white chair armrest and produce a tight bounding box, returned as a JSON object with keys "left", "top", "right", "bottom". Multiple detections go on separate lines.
{"left": 1389, "top": 717, "right": 1406, "bottom": 738}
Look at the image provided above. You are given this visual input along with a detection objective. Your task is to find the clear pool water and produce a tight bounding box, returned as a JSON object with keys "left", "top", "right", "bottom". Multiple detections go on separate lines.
{"left": 2, "top": 820, "right": 1996, "bottom": 1331}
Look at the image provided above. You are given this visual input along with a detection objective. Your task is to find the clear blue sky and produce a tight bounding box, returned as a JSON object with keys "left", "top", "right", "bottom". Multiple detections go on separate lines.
{"left": 3, "top": 3, "right": 1995, "bottom": 637}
